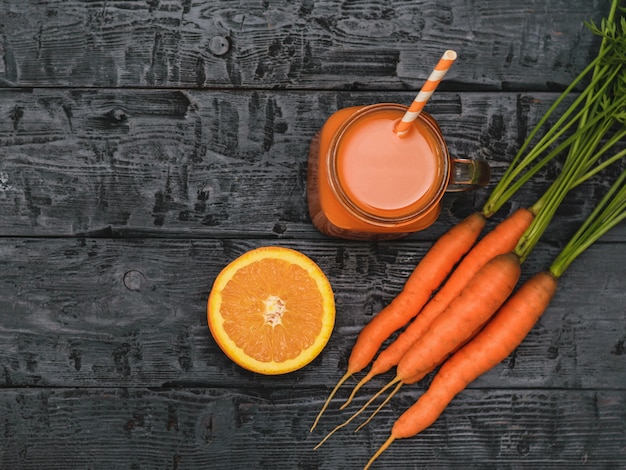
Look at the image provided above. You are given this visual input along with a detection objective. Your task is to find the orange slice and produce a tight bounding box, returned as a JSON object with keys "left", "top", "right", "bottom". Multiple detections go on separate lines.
{"left": 208, "top": 246, "right": 335, "bottom": 375}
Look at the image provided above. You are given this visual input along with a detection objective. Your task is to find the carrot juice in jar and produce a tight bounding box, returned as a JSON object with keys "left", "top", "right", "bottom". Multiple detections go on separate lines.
{"left": 307, "top": 103, "right": 490, "bottom": 240}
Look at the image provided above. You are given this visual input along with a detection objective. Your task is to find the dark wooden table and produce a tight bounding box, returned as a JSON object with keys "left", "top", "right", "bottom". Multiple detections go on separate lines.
{"left": 1, "top": 1, "right": 624, "bottom": 468}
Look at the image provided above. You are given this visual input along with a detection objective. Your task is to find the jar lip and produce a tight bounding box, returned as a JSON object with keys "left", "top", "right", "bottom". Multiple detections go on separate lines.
{"left": 326, "top": 103, "right": 450, "bottom": 227}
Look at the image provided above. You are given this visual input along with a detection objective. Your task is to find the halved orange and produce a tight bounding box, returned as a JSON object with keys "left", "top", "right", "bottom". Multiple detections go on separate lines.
{"left": 207, "top": 246, "right": 335, "bottom": 375}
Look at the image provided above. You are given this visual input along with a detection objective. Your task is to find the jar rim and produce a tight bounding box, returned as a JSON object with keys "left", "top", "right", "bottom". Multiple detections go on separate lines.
{"left": 326, "top": 103, "right": 450, "bottom": 227}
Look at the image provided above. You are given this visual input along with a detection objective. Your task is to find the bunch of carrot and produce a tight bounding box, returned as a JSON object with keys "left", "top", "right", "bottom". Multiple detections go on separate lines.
{"left": 310, "top": 1, "right": 626, "bottom": 466}
{"left": 364, "top": 165, "right": 626, "bottom": 468}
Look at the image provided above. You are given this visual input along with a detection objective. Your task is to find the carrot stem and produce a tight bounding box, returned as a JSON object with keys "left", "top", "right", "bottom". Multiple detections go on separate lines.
{"left": 483, "top": 0, "right": 625, "bottom": 218}
{"left": 550, "top": 168, "right": 626, "bottom": 277}
{"left": 513, "top": 21, "right": 626, "bottom": 264}
{"left": 483, "top": 58, "right": 608, "bottom": 217}
{"left": 575, "top": 135, "right": 626, "bottom": 187}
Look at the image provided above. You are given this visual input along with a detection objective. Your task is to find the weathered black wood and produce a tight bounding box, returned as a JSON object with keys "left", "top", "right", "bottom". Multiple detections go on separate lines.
{"left": 1, "top": 88, "right": 623, "bottom": 239}
{"left": 0, "top": 237, "right": 623, "bottom": 389}
{"left": 1, "top": 0, "right": 625, "bottom": 468}
{"left": 0, "top": 0, "right": 605, "bottom": 90}
{"left": 0, "top": 388, "right": 624, "bottom": 469}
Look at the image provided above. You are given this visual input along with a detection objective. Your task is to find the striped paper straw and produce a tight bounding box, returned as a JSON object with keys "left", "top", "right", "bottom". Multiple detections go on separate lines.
{"left": 395, "top": 50, "right": 457, "bottom": 136}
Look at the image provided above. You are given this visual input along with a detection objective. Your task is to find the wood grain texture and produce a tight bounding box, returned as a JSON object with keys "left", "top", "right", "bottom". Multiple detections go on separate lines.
{"left": 1, "top": 1, "right": 624, "bottom": 468}
{"left": 0, "top": 0, "right": 606, "bottom": 90}
{"left": 0, "top": 388, "right": 624, "bottom": 469}
{"left": 0, "top": 238, "right": 623, "bottom": 389}
{"left": 1, "top": 88, "right": 623, "bottom": 239}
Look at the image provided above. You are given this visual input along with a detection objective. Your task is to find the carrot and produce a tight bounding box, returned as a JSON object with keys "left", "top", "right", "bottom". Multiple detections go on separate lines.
{"left": 316, "top": 252, "right": 522, "bottom": 446}
{"left": 309, "top": 211, "right": 486, "bottom": 431}
{"left": 343, "top": 207, "right": 534, "bottom": 406}
{"left": 372, "top": 251, "right": 520, "bottom": 403}
{"left": 395, "top": 252, "right": 521, "bottom": 380}
{"left": 364, "top": 271, "right": 559, "bottom": 469}
{"left": 365, "top": 166, "right": 626, "bottom": 467}
{"left": 364, "top": 164, "right": 626, "bottom": 469}
{"left": 346, "top": 212, "right": 486, "bottom": 372}
{"left": 387, "top": 249, "right": 519, "bottom": 390}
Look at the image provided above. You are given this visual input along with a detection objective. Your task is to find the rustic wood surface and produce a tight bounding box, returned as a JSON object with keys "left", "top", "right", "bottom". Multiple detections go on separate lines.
{"left": 1, "top": 1, "right": 624, "bottom": 469}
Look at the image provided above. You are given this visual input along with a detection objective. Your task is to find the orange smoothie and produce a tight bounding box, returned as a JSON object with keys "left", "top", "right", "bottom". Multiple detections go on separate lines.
{"left": 307, "top": 104, "right": 450, "bottom": 240}
{"left": 307, "top": 103, "right": 489, "bottom": 240}
{"left": 335, "top": 108, "right": 445, "bottom": 218}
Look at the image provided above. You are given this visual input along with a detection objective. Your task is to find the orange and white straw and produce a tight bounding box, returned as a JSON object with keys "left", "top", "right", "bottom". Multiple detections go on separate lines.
{"left": 395, "top": 49, "right": 457, "bottom": 136}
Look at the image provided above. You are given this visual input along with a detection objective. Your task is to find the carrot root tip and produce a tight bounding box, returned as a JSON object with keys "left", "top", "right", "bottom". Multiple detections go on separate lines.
{"left": 310, "top": 371, "right": 352, "bottom": 432}
{"left": 364, "top": 436, "right": 396, "bottom": 470}
{"left": 340, "top": 372, "right": 373, "bottom": 410}
{"left": 356, "top": 381, "right": 404, "bottom": 433}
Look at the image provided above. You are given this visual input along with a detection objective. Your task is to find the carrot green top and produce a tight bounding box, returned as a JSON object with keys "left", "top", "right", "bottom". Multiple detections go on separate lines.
{"left": 482, "top": 0, "right": 626, "bottom": 226}
{"left": 549, "top": 168, "right": 626, "bottom": 279}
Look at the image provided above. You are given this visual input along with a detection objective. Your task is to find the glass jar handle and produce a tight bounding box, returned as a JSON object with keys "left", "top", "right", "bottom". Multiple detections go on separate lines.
{"left": 446, "top": 158, "right": 491, "bottom": 192}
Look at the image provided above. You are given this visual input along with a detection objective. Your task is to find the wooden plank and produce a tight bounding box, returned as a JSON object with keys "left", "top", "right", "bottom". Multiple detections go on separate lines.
{"left": 0, "top": 237, "right": 623, "bottom": 389}
{"left": 1, "top": 1, "right": 623, "bottom": 467}
{"left": 0, "top": 0, "right": 606, "bottom": 90}
{"left": 0, "top": 387, "right": 624, "bottom": 469}
{"left": 1, "top": 88, "right": 623, "bottom": 239}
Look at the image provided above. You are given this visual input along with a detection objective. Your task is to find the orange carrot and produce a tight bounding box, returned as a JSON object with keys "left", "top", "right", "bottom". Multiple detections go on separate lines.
{"left": 363, "top": 271, "right": 559, "bottom": 469}
{"left": 396, "top": 252, "right": 521, "bottom": 381}
{"left": 310, "top": 212, "right": 486, "bottom": 431}
{"left": 347, "top": 212, "right": 487, "bottom": 373}
{"left": 354, "top": 253, "right": 522, "bottom": 419}
{"left": 364, "top": 157, "right": 626, "bottom": 467}
{"left": 317, "top": 252, "right": 522, "bottom": 444}
{"left": 344, "top": 208, "right": 534, "bottom": 405}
